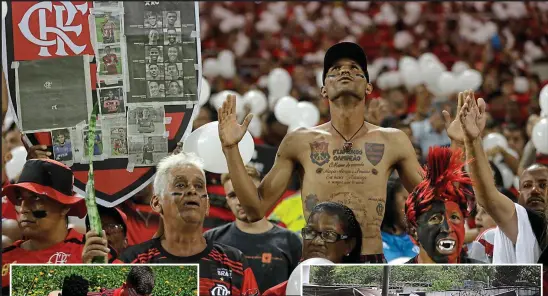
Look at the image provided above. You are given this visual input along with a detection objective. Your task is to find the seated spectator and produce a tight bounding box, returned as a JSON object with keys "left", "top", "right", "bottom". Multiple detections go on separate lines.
{"left": 263, "top": 202, "right": 362, "bottom": 296}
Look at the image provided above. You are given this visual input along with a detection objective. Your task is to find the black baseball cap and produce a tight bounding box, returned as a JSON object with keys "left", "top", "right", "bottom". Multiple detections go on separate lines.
{"left": 322, "top": 42, "right": 369, "bottom": 86}
{"left": 2, "top": 159, "right": 87, "bottom": 218}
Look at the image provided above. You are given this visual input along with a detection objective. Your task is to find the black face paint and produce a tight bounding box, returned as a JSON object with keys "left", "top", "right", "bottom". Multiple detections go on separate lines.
{"left": 416, "top": 201, "right": 452, "bottom": 263}
{"left": 32, "top": 210, "right": 48, "bottom": 219}
{"left": 171, "top": 192, "right": 183, "bottom": 196}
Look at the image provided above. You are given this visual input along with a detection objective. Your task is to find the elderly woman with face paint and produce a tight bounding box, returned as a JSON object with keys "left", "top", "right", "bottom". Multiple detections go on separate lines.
{"left": 405, "top": 147, "right": 483, "bottom": 264}
{"left": 263, "top": 202, "right": 362, "bottom": 296}
{"left": 83, "top": 152, "right": 260, "bottom": 296}
{"left": 1, "top": 159, "right": 88, "bottom": 293}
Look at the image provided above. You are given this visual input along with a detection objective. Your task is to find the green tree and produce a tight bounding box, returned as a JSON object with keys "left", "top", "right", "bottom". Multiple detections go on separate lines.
{"left": 310, "top": 266, "right": 336, "bottom": 285}
{"left": 332, "top": 266, "right": 383, "bottom": 285}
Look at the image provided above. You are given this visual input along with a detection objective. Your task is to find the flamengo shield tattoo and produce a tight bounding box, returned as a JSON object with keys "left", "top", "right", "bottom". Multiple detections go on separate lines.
{"left": 309, "top": 141, "right": 330, "bottom": 166}
{"left": 364, "top": 143, "right": 385, "bottom": 166}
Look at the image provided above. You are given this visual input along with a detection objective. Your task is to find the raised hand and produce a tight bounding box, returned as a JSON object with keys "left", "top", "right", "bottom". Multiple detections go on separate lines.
{"left": 459, "top": 93, "right": 487, "bottom": 141}
{"left": 218, "top": 94, "right": 253, "bottom": 149}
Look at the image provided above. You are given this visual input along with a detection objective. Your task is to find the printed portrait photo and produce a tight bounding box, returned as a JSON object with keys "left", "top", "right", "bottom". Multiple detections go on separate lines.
{"left": 165, "top": 80, "right": 184, "bottom": 97}
{"left": 164, "top": 28, "right": 182, "bottom": 46}
{"left": 95, "top": 12, "right": 121, "bottom": 45}
{"left": 51, "top": 129, "right": 73, "bottom": 162}
{"left": 147, "top": 29, "right": 163, "bottom": 46}
{"left": 146, "top": 63, "right": 165, "bottom": 80}
{"left": 164, "top": 63, "right": 183, "bottom": 80}
{"left": 147, "top": 81, "right": 165, "bottom": 98}
{"left": 164, "top": 46, "right": 182, "bottom": 63}
{"left": 98, "top": 87, "right": 125, "bottom": 115}
{"left": 83, "top": 130, "right": 104, "bottom": 157}
{"left": 145, "top": 46, "right": 164, "bottom": 64}
{"left": 129, "top": 136, "right": 169, "bottom": 166}
{"left": 144, "top": 11, "right": 162, "bottom": 28}
{"left": 110, "top": 127, "right": 128, "bottom": 156}
{"left": 98, "top": 45, "right": 122, "bottom": 76}
{"left": 163, "top": 11, "right": 181, "bottom": 29}
{"left": 127, "top": 105, "right": 165, "bottom": 136}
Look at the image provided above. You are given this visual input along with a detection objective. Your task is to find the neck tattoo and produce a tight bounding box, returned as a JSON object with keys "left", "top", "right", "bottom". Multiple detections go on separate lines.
{"left": 330, "top": 121, "right": 365, "bottom": 152}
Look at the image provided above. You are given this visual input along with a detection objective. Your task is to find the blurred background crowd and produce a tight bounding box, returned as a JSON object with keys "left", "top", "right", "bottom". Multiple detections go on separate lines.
{"left": 2, "top": 0, "right": 548, "bottom": 281}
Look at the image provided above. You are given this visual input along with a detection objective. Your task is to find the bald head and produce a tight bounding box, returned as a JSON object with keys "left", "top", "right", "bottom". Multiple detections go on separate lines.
{"left": 519, "top": 164, "right": 548, "bottom": 214}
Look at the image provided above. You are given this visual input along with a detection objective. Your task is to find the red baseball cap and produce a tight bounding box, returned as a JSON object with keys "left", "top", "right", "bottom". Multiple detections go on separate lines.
{"left": 2, "top": 158, "right": 87, "bottom": 218}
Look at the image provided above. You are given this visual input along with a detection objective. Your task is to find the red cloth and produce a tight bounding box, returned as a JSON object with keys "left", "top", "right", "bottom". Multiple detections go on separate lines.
{"left": 119, "top": 201, "right": 160, "bottom": 246}
{"left": 2, "top": 229, "right": 85, "bottom": 288}
{"left": 88, "top": 287, "right": 123, "bottom": 296}
{"left": 263, "top": 280, "right": 287, "bottom": 296}
{"left": 2, "top": 196, "right": 17, "bottom": 220}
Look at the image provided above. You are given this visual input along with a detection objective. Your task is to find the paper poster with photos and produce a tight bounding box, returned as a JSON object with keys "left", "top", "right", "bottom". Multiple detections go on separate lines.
{"left": 100, "top": 115, "right": 129, "bottom": 158}
{"left": 14, "top": 56, "right": 93, "bottom": 133}
{"left": 127, "top": 105, "right": 166, "bottom": 137}
{"left": 50, "top": 128, "right": 76, "bottom": 166}
{"left": 128, "top": 135, "right": 169, "bottom": 166}
{"left": 97, "top": 86, "right": 125, "bottom": 116}
{"left": 90, "top": 4, "right": 126, "bottom": 84}
{"left": 123, "top": 1, "right": 199, "bottom": 105}
{"left": 72, "top": 123, "right": 106, "bottom": 163}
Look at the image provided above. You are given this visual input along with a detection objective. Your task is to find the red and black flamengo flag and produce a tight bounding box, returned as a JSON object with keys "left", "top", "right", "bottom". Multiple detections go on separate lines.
{"left": 3, "top": 1, "right": 199, "bottom": 206}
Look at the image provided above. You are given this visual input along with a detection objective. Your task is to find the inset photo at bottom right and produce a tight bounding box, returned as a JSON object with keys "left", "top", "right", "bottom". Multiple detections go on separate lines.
{"left": 302, "top": 265, "right": 541, "bottom": 296}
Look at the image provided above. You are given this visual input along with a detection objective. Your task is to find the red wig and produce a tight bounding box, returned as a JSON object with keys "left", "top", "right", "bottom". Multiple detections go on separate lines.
{"left": 406, "top": 147, "right": 472, "bottom": 227}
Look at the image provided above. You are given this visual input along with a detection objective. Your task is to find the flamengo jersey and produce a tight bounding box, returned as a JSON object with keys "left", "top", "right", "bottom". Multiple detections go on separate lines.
{"left": 2, "top": 229, "right": 85, "bottom": 291}
{"left": 119, "top": 238, "right": 259, "bottom": 296}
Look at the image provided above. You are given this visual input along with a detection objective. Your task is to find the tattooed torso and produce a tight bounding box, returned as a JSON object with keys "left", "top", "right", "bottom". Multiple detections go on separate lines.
{"left": 293, "top": 122, "right": 407, "bottom": 255}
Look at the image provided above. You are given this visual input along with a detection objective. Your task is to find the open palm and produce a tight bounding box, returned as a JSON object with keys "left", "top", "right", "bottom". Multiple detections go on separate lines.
{"left": 443, "top": 90, "right": 486, "bottom": 143}
{"left": 218, "top": 94, "right": 253, "bottom": 148}
{"left": 458, "top": 94, "right": 487, "bottom": 141}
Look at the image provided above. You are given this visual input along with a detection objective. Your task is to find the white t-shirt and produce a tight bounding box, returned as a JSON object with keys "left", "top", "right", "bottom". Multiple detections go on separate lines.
{"left": 493, "top": 203, "right": 542, "bottom": 263}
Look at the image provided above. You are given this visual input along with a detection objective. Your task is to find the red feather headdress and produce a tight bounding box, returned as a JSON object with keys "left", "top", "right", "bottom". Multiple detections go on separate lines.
{"left": 406, "top": 146, "right": 472, "bottom": 227}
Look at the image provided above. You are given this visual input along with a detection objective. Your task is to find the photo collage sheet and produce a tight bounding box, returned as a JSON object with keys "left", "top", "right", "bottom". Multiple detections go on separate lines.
{"left": 14, "top": 1, "right": 199, "bottom": 169}
{"left": 123, "top": 1, "right": 199, "bottom": 167}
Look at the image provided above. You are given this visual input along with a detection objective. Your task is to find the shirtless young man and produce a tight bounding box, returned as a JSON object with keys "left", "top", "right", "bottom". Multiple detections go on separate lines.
{"left": 218, "top": 42, "right": 465, "bottom": 262}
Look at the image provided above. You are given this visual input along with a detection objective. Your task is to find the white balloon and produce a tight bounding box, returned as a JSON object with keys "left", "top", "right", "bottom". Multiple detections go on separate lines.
{"left": 296, "top": 102, "right": 320, "bottom": 127}
{"left": 514, "top": 76, "right": 529, "bottom": 94}
{"left": 400, "top": 67, "right": 423, "bottom": 89}
{"left": 483, "top": 133, "right": 509, "bottom": 150}
{"left": 457, "top": 69, "right": 483, "bottom": 91}
{"left": 540, "top": 84, "right": 548, "bottom": 112}
{"left": 274, "top": 96, "right": 298, "bottom": 125}
{"left": 532, "top": 118, "right": 548, "bottom": 154}
{"left": 421, "top": 61, "right": 445, "bottom": 86}
{"left": 394, "top": 31, "right": 414, "bottom": 50}
{"left": 286, "top": 258, "right": 334, "bottom": 295}
{"left": 243, "top": 90, "right": 268, "bottom": 115}
{"left": 418, "top": 52, "right": 439, "bottom": 68}
{"left": 218, "top": 50, "right": 235, "bottom": 64}
{"left": 202, "top": 58, "right": 220, "bottom": 78}
{"left": 268, "top": 68, "right": 292, "bottom": 97}
{"left": 248, "top": 115, "right": 263, "bottom": 138}
{"left": 316, "top": 69, "right": 323, "bottom": 88}
{"left": 399, "top": 56, "right": 420, "bottom": 72}
{"left": 212, "top": 91, "right": 243, "bottom": 115}
{"left": 5, "top": 146, "right": 28, "bottom": 181}
{"left": 184, "top": 122, "right": 255, "bottom": 174}
{"left": 219, "top": 62, "right": 236, "bottom": 79}
{"left": 451, "top": 61, "right": 470, "bottom": 75}
{"left": 438, "top": 72, "right": 457, "bottom": 95}
{"left": 495, "top": 163, "right": 514, "bottom": 189}
{"left": 198, "top": 77, "right": 211, "bottom": 107}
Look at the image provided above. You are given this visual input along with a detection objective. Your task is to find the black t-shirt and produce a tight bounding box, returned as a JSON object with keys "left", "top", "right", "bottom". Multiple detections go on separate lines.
{"left": 119, "top": 238, "right": 259, "bottom": 296}
{"left": 204, "top": 223, "right": 302, "bottom": 293}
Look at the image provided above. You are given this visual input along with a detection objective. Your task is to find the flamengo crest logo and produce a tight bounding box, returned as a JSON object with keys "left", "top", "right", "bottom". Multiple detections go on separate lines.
{"left": 47, "top": 252, "right": 71, "bottom": 264}
{"left": 210, "top": 283, "right": 230, "bottom": 296}
{"left": 18, "top": 1, "right": 89, "bottom": 57}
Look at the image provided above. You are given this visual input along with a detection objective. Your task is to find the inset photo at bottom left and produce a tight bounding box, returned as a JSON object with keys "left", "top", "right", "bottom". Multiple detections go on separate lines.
{"left": 10, "top": 264, "right": 198, "bottom": 296}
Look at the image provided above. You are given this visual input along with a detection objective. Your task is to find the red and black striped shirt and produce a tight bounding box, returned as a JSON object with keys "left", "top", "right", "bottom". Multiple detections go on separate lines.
{"left": 119, "top": 238, "right": 259, "bottom": 296}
